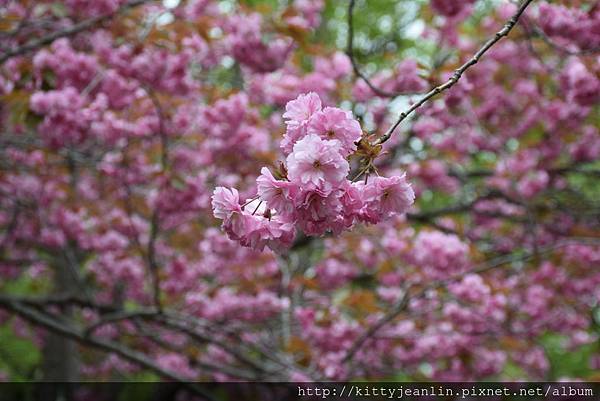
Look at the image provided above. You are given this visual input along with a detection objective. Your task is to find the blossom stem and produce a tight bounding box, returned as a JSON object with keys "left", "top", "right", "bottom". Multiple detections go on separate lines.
{"left": 251, "top": 200, "right": 263, "bottom": 215}
{"left": 352, "top": 163, "right": 372, "bottom": 182}
{"left": 241, "top": 195, "right": 259, "bottom": 209}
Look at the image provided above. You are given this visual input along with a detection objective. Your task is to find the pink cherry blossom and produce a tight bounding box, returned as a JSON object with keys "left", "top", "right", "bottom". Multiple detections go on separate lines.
{"left": 227, "top": 13, "right": 294, "bottom": 73}
{"left": 560, "top": 58, "right": 600, "bottom": 107}
{"left": 281, "top": 92, "right": 323, "bottom": 153}
{"left": 307, "top": 107, "right": 362, "bottom": 156}
{"left": 360, "top": 174, "right": 415, "bottom": 223}
{"left": 412, "top": 231, "right": 470, "bottom": 279}
{"left": 211, "top": 187, "right": 241, "bottom": 219}
{"left": 286, "top": 134, "right": 349, "bottom": 193}
{"left": 430, "top": 0, "right": 475, "bottom": 17}
{"left": 256, "top": 167, "right": 298, "bottom": 214}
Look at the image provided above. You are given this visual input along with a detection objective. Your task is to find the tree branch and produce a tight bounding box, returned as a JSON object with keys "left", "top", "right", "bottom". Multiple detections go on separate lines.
{"left": 0, "top": 296, "right": 214, "bottom": 400}
{"left": 374, "top": 0, "right": 535, "bottom": 145}
{"left": 0, "top": 0, "right": 155, "bottom": 65}
{"left": 341, "top": 237, "right": 597, "bottom": 364}
{"left": 346, "top": 0, "right": 417, "bottom": 98}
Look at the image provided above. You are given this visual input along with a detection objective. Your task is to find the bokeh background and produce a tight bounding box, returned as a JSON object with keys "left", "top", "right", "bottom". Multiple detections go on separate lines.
{"left": 0, "top": 0, "right": 599, "bottom": 388}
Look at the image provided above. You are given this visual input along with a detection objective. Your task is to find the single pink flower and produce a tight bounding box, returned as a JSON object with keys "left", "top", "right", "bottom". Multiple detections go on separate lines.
{"left": 339, "top": 181, "right": 364, "bottom": 222}
{"left": 237, "top": 216, "right": 271, "bottom": 251}
{"left": 211, "top": 187, "right": 241, "bottom": 219}
{"left": 307, "top": 107, "right": 362, "bottom": 156}
{"left": 256, "top": 167, "right": 298, "bottom": 214}
{"left": 296, "top": 188, "right": 341, "bottom": 222}
{"left": 264, "top": 217, "right": 296, "bottom": 252}
{"left": 282, "top": 92, "right": 322, "bottom": 122}
{"left": 286, "top": 134, "right": 349, "bottom": 193}
{"left": 222, "top": 211, "right": 252, "bottom": 241}
{"left": 361, "top": 174, "right": 414, "bottom": 221}
{"left": 223, "top": 212, "right": 296, "bottom": 252}
{"left": 281, "top": 92, "right": 322, "bottom": 153}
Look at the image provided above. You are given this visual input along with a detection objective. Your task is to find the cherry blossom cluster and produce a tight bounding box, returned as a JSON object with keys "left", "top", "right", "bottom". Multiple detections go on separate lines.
{"left": 284, "top": 0, "right": 325, "bottom": 30}
{"left": 226, "top": 13, "right": 294, "bottom": 73}
{"left": 537, "top": 3, "right": 600, "bottom": 52}
{"left": 212, "top": 92, "right": 415, "bottom": 251}
{"left": 430, "top": 0, "right": 476, "bottom": 18}
{"left": 411, "top": 231, "right": 470, "bottom": 279}
{"left": 249, "top": 51, "right": 352, "bottom": 107}
{"left": 560, "top": 58, "right": 600, "bottom": 107}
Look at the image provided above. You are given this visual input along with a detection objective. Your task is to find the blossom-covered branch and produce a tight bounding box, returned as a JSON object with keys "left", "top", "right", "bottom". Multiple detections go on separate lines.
{"left": 375, "top": 0, "right": 535, "bottom": 145}
{"left": 0, "top": 0, "right": 155, "bottom": 64}
{"left": 341, "top": 237, "right": 600, "bottom": 365}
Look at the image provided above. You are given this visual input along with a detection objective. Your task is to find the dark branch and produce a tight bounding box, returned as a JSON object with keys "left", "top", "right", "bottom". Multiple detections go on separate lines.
{"left": 0, "top": 0, "right": 155, "bottom": 65}
{"left": 0, "top": 295, "right": 214, "bottom": 400}
{"left": 346, "top": 0, "right": 418, "bottom": 98}
{"left": 374, "top": 0, "right": 535, "bottom": 145}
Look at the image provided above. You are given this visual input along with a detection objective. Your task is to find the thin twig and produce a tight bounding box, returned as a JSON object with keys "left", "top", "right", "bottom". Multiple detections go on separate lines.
{"left": 147, "top": 210, "right": 163, "bottom": 311}
{"left": 140, "top": 87, "right": 170, "bottom": 312}
{"left": 145, "top": 87, "right": 169, "bottom": 169}
{"left": 83, "top": 310, "right": 160, "bottom": 337}
{"left": 346, "top": 0, "right": 418, "bottom": 98}
{"left": 374, "top": 0, "right": 535, "bottom": 145}
{"left": 251, "top": 200, "right": 263, "bottom": 215}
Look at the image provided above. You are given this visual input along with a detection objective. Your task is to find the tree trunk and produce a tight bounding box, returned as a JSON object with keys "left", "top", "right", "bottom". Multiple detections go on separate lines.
{"left": 41, "top": 253, "right": 81, "bottom": 383}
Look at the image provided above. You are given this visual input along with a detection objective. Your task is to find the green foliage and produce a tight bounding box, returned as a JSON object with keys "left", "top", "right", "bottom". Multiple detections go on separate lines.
{"left": 0, "top": 325, "right": 41, "bottom": 380}
{"left": 542, "top": 334, "right": 596, "bottom": 380}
